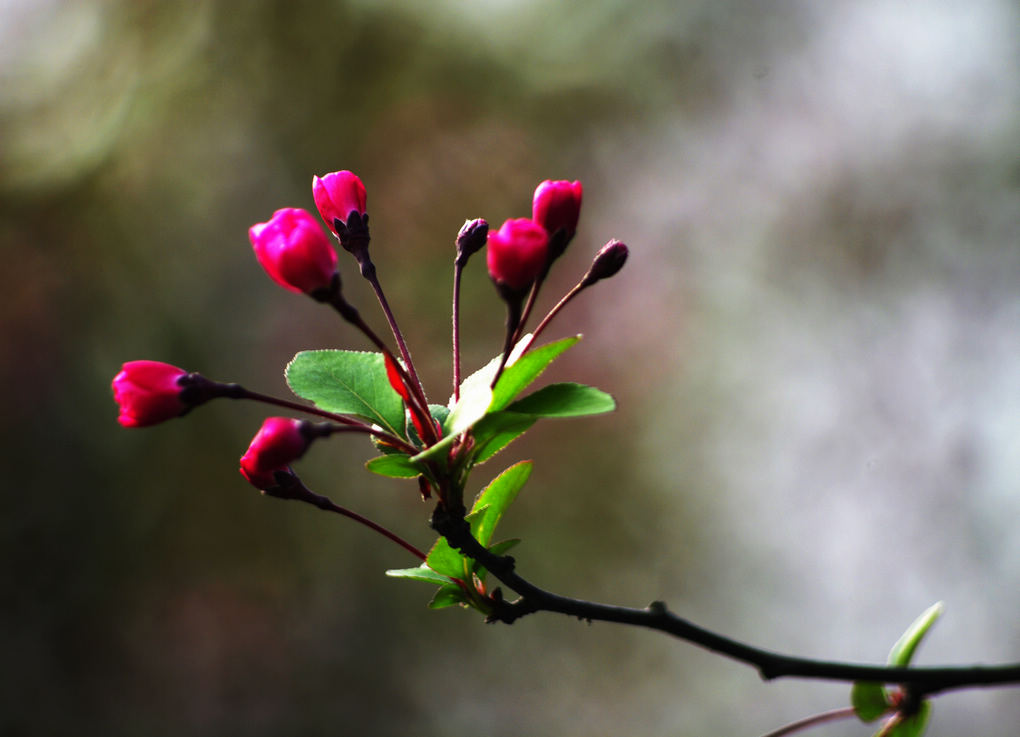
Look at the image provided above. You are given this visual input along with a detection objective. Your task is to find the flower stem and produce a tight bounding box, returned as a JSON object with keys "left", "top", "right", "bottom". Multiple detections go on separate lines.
{"left": 519, "top": 280, "right": 587, "bottom": 354}
{"left": 452, "top": 260, "right": 465, "bottom": 401}
{"left": 224, "top": 385, "right": 418, "bottom": 454}
{"left": 327, "top": 292, "right": 439, "bottom": 445}
{"left": 758, "top": 707, "right": 861, "bottom": 737}
{"left": 268, "top": 480, "right": 427, "bottom": 561}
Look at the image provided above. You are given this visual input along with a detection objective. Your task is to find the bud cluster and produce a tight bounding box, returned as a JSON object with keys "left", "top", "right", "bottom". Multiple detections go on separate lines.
{"left": 112, "top": 167, "right": 628, "bottom": 573}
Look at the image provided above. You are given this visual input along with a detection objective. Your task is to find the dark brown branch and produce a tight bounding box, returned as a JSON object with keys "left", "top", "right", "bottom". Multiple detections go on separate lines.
{"left": 431, "top": 506, "right": 1020, "bottom": 698}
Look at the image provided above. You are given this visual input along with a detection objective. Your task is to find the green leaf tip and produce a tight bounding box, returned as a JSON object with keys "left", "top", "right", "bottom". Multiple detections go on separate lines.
{"left": 888, "top": 602, "right": 944, "bottom": 667}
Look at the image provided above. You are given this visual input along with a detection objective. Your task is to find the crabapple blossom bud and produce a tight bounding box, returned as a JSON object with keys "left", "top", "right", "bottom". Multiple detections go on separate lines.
{"left": 581, "top": 239, "right": 628, "bottom": 286}
{"left": 313, "top": 170, "right": 368, "bottom": 244}
{"left": 239, "top": 417, "right": 312, "bottom": 490}
{"left": 486, "top": 218, "right": 549, "bottom": 293}
{"left": 532, "top": 180, "right": 582, "bottom": 239}
{"left": 532, "top": 179, "right": 582, "bottom": 267}
{"left": 455, "top": 218, "right": 488, "bottom": 265}
{"left": 112, "top": 360, "right": 189, "bottom": 427}
{"left": 249, "top": 208, "right": 338, "bottom": 295}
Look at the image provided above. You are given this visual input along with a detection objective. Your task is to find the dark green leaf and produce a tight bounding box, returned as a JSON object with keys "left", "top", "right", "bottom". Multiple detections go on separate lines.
{"left": 365, "top": 454, "right": 422, "bottom": 478}
{"left": 385, "top": 566, "right": 456, "bottom": 586}
{"left": 471, "top": 411, "right": 536, "bottom": 463}
{"left": 507, "top": 382, "right": 616, "bottom": 417}
{"left": 428, "top": 584, "right": 467, "bottom": 610}
{"left": 490, "top": 336, "right": 581, "bottom": 411}
{"left": 888, "top": 602, "right": 943, "bottom": 666}
{"left": 885, "top": 701, "right": 932, "bottom": 737}
{"left": 285, "top": 350, "right": 405, "bottom": 437}
{"left": 468, "top": 461, "right": 532, "bottom": 546}
{"left": 851, "top": 682, "right": 890, "bottom": 722}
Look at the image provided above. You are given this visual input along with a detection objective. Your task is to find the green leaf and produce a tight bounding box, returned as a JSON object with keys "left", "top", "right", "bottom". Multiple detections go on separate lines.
{"left": 851, "top": 682, "right": 890, "bottom": 722}
{"left": 428, "top": 584, "right": 467, "bottom": 609}
{"left": 471, "top": 411, "right": 536, "bottom": 463}
{"left": 884, "top": 701, "right": 932, "bottom": 737}
{"left": 365, "top": 454, "right": 422, "bottom": 478}
{"left": 507, "top": 382, "right": 616, "bottom": 417}
{"left": 888, "top": 602, "right": 944, "bottom": 666}
{"left": 468, "top": 461, "right": 533, "bottom": 547}
{"left": 490, "top": 336, "right": 581, "bottom": 411}
{"left": 446, "top": 381, "right": 493, "bottom": 436}
{"left": 385, "top": 565, "right": 456, "bottom": 586}
{"left": 285, "top": 350, "right": 405, "bottom": 437}
{"left": 425, "top": 536, "right": 468, "bottom": 579}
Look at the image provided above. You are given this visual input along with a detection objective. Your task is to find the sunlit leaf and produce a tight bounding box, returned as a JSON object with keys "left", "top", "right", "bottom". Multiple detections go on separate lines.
{"left": 471, "top": 411, "right": 536, "bottom": 463}
{"left": 285, "top": 350, "right": 405, "bottom": 437}
{"left": 385, "top": 566, "right": 456, "bottom": 586}
{"left": 490, "top": 336, "right": 580, "bottom": 411}
{"left": 365, "top": 454, "right": 422, "bottom": 478}
{"left": 468, "top": 461, "right": 532, "bottom": 547}
{"left": 507, "top": 382, "right": 615, "bottom": 417}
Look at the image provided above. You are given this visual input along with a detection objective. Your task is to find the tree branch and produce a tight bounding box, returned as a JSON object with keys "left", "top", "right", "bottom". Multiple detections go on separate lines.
{"left": 431, "top": 506, "right": 1020, "bottom": 697}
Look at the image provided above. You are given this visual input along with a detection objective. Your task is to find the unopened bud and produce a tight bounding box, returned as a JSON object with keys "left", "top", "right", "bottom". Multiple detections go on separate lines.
{"left": 456, "top": 218, "right": 488, "bottom": 265}
{"left": 581, "top": 240, "right": 628, "bottom": 287}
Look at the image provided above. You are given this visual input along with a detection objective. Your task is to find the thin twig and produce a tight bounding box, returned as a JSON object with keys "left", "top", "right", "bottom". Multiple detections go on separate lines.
{"left": 431, "top": 507, "right": 1020, "bottom": 697}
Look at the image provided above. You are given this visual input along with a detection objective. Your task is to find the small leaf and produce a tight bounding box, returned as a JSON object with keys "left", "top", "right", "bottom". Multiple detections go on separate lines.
{"left": 507, "top": 382, "right": 616, "bottom": 417}
{"left": 285, "top": 350, "right": 405, "bottom": 437}
{"left": 425, "top": 536, "right": 468, "bottom": 579}
{"left": 471, "top": 411, "right": 536, "bottom": 463}
{"left": 365, "top": 454, "right": 422, "bottom": 478}
{"left": 884, "top": 701, "right": 932, "bottom": 737}
{"left": 446, "top": 381, "right": 493, "bottom": 436}
{"left": 385, "top": 566, "right": 456, "bottom": 586}
{"left": 888, "top": 602, "right": 944, "bottom": 666}
{"left": 468, "top": 461, "right": 533, "bottom": 546}
{"left": 490, "top": 336, "right": 581, "bottom": 411}
{"left": 428, "top": 584, "right": 467, "bottom": 610}
{"left": 851, "top": 682, "right": 890, "bottom": 722}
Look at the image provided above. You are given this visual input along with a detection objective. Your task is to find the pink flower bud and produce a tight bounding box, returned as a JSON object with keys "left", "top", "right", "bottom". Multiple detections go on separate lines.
{"left": 112, "top": 360, "right": 189, "bottom": 428}
{"left": 532, "top": 180, "right": 582, "bottom": 240}
{"left": 312, "top": 170, "right": 367, "bottom": 237}
{"left": 239, "top": 417, "right": 311, "bottom": 490}
{"left": 486, "top": 218, "right": 549, "bottom": 291}
{"left": 249, "top": 208, "right": 338, "bottom": 295}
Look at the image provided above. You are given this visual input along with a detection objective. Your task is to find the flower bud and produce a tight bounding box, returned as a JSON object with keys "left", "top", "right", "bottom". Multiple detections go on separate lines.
{"left": 581, "top": 239, "right": 628, "bottom": 286}
{"left": 533, "top": 179, "right": 582, "bottom": 268}
{"left": 249, "top": 208, "right": 338, "bottom": 295}
{"left": 532, "top": 180, "right": 582, "bottom": 239}
{"left": 312, "top": 170, "right": 367, "bottom": 238}
{"left": 239, "top": 417, "right": 312, "bottom": 490}
{"left": 486, "top": 218, "right": 549, "bottom": 292}
{"left": 112, "top": 360, "right": 189, "bottom": 427}
{"left": 455, "top": 218, "right": 488, "bottom": 265}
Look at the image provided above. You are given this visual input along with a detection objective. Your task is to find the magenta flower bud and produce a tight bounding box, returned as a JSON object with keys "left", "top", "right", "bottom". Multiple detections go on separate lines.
{"left": 239, "top": 417, "right": 312, "bottom": 490}
{"left": 312, "top": 170, "right": 367, "bottom": 238}
{"left": 532, "top": 179, "right": 582, "bottom": 240}
{"left": 486, "top": 218, "right": 549, "bottom": 292}
{"left": 112, "top": 360, "right": 189, "bottom": 427}
{"left": 249, "top": 208, "right": 338, "bottom": 295}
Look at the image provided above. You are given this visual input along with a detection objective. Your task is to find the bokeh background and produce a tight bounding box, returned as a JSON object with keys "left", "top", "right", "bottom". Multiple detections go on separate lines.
{"left": 2, "top": 1, "right": 1018, "bottom": 735}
